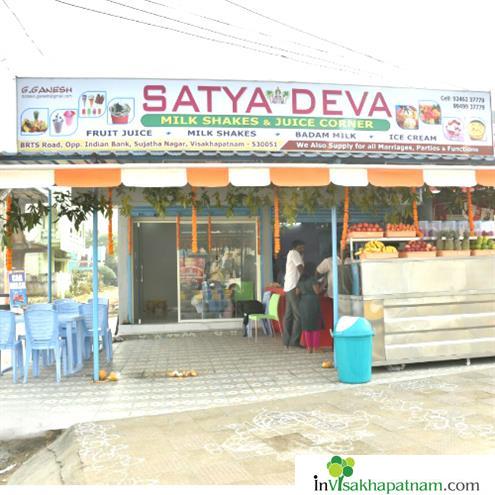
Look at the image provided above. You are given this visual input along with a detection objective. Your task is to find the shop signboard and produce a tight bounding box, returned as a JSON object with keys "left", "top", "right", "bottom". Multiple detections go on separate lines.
{"left": 8, "top": 270, "right": 28, "bottom": 309}
{"left": 17, "top": 78, "right": 493, "bottom": 156}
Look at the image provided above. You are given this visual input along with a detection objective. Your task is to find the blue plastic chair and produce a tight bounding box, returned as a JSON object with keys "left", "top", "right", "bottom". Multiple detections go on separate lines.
{"left": 88, "top": 297, "right": 109, "bottom": 306}
{"left": 25, "top": 304, "right": 58, "bottom": 365}
{"left": 79, "top": 303, "right": 113, "bottom": 362}
{"left": 24, "top": 309, "right": 67, "bottom": 383}
{"left": 25, "top": 303, "right": 54, "bottom": 311}
{"left": 87, "top": 298, "right": 110, "bottom": 332}
{"left": 0, "top": 311, "right": 24, "bottom": 383}
{"left": 54, "top": 300, "right": 80, "bottom": 314}
{"left": 55, "top": 300, "right": 82, "bottom": 372}
{"left": 54, "top": 299, "right": 76, "bottom": 309}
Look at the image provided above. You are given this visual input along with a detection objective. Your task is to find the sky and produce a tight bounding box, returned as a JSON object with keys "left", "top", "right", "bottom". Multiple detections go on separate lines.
{"left": 1, "top": 0, "right": 494, "bottom": 152}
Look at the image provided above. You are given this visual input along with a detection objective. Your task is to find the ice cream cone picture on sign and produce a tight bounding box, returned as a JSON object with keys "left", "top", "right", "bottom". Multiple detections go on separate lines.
{"left": 79, "top": 92, "right": 106, "bottom": 117}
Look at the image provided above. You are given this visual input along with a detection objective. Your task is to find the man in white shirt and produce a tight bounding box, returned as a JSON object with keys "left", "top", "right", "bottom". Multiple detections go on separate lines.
{"left": 316, "top": 256, "right": 341, "bottom": 298}
{"left": 283, "top": 240, "right": 305, "bottom": 348}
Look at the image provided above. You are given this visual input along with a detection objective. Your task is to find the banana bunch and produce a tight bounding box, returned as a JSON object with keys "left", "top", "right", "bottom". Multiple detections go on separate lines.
{"left": 383, "top": 246, "right": 398, "bottom": 253}
{"left": 356, "top": 241, "right": 397, "bottom": 256}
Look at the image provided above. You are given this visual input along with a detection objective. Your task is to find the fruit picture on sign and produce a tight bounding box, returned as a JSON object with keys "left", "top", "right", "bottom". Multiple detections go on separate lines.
{"left": 395, "top": 105, "right": 418, "bottom": 130}
{"left": 419, "top": 101, "right": 441, "bottom": 124}
{"left": 21, "top": 110, "right": 48, "bottom": 133}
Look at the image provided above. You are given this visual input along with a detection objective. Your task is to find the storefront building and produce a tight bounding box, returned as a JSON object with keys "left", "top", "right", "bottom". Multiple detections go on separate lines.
{"left": 3, "top": 77, "right": 495, "bottom": 376}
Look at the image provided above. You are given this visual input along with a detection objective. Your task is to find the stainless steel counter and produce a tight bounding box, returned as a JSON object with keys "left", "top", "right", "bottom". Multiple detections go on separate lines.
{"left": 339, "top": 256, "right": 495, "bottom": 366}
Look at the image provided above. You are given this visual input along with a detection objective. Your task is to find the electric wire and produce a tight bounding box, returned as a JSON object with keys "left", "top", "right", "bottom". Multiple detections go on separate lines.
{"left": 222, "top": 0, "right": 464, "bottom": 89}
{"left": 1, "top": 0, "right": 44, "bottom": 56}
{"left": 223, "top": 0, "right": 392, "bottom": 65}
{"left": 142, "top": 0, "right": 334, "bottom": 57}
{"left": 0, "top": 57, "right": 14, "bottom": 77}
{"left": 54, "top": 0, "right": 374, "bottom": 74}
{"left": 103, "top": 0, "right": 380, "bottom": 76}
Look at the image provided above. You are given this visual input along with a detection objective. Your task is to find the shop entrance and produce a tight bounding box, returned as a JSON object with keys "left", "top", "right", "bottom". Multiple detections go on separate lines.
{"left": 134, "top": 222, "right": 178, "bottom": 323}
{"left": 274, "top": 223, "right": 337, "bottom": 284}
{"left": 132, "top": 217, "right": 260, "bottom": 325}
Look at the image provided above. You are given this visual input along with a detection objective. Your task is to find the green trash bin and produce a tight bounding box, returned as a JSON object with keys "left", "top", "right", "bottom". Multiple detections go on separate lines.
{"left": 334, "top": 316, "right": 374, "bottom": 384}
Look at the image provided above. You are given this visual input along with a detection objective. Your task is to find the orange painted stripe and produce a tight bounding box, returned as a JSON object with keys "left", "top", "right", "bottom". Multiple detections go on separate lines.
{"left": 270, "top": 168, "right": 330, "bottom": 186}
{"left": 476, "top": 170, "right": 495, "bottom": 186}
{"left": 187, "top": 168, "right": 229, "bottom": 187}
{"left": 368, "top": 169, "right": 424, "bottom": 187}
{"left": 55, "top": 168, "right": 121, "bottom": 187}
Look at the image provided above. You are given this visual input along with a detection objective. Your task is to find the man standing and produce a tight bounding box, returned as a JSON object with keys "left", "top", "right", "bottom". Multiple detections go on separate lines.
{"left": 283, "top": 240, "right": 305, "bottom": 348}
{"left": 316, "top": 254, "right": 340, "bottom": 299}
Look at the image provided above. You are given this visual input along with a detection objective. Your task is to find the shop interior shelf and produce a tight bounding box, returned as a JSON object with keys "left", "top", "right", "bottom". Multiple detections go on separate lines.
{"left": 348, "top": 237, "right": 420, "bottom": 243}
{"left": 422, "top": 236, "right": 495, "bottom": 241}
{"left": 349, "top": 236, "right": 495, "bottom": 243}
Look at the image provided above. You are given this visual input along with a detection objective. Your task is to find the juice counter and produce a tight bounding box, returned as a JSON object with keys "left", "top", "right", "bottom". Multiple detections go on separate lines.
{"left": 339, "top": 256, "right": 495, "bottom": 366}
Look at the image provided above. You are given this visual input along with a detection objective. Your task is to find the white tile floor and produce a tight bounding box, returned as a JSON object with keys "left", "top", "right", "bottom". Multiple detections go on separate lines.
{"left": 1, "top": 330, "right": 494, "bottom": 439}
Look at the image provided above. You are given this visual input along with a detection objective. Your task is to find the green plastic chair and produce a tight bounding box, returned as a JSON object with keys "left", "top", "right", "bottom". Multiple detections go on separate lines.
{"left": 248, "top": 293, "right": 280, "bottom": 342}
{"left": 234, "top": 281, "right": 254, "bottom": 302}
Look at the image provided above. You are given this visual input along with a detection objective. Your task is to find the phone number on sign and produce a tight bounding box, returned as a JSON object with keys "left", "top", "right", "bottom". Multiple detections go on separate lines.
{"left": 452, "top": 103, "right": 485, "bottom": 110}
{"left": 453, "top": 96, "right": 485, "bottom": 103}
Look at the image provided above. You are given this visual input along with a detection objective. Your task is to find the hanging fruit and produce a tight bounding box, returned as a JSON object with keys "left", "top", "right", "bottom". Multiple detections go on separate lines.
{"left": 176, "top": 214, "right": 181, "bottom": 250}
{"left": 256, "top": 216, "right": 261, "bottom": 254}
{"left": 411, "top": 187, "right": 422, "bottom": 237}
{"left": 107, "top": 188, "right": 114, "bottom": 256}
{"left": 340, "top": 187, "right": 349, "bottom": 259}
{"left": 466, "top": 188, "right": 475, "bottom": 236}
{"left": 127, "top": 216, "right": 132, "bottom": 255}
{"left": 5, "top": 194, "right": 13, "bottom": 272}
{"left": 207, "top": 214, "right": 212, "bottom": 252}
{"left": 191, "top": 188, "right": 198, "bottom": 254}
{"left": 273, "top": 188, "right": 281, "bottom": 256}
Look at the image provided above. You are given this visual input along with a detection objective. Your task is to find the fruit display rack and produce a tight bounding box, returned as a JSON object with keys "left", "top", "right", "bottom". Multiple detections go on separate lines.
{"left": 359, "top": 251, "right": 399, "bottom": 260}
{"left": 348, "top": 236, "right": 420, "bottom": 260}
{"left": 349, "top": 236, "right": 495, "bottom": 260}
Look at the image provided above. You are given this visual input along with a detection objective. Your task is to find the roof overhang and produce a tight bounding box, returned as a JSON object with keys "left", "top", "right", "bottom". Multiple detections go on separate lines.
{"left": 1, "top": 152, "right": 494, "bottom": 187}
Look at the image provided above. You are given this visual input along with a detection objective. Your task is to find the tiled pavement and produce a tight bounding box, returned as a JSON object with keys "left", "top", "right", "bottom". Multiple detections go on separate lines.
{"left": 1, "top": 330, "right": 494, "bottom": 442}
{"left": 7, "top": 359, "right": 495, "bottom": 484}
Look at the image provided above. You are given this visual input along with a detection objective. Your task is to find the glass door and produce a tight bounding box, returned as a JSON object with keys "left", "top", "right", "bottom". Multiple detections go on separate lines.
{"left": 133, "top": 222, "right": 178, "bottom": 323}
{"left": 178, "top": 220, "right": 258, "bottom": 321}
